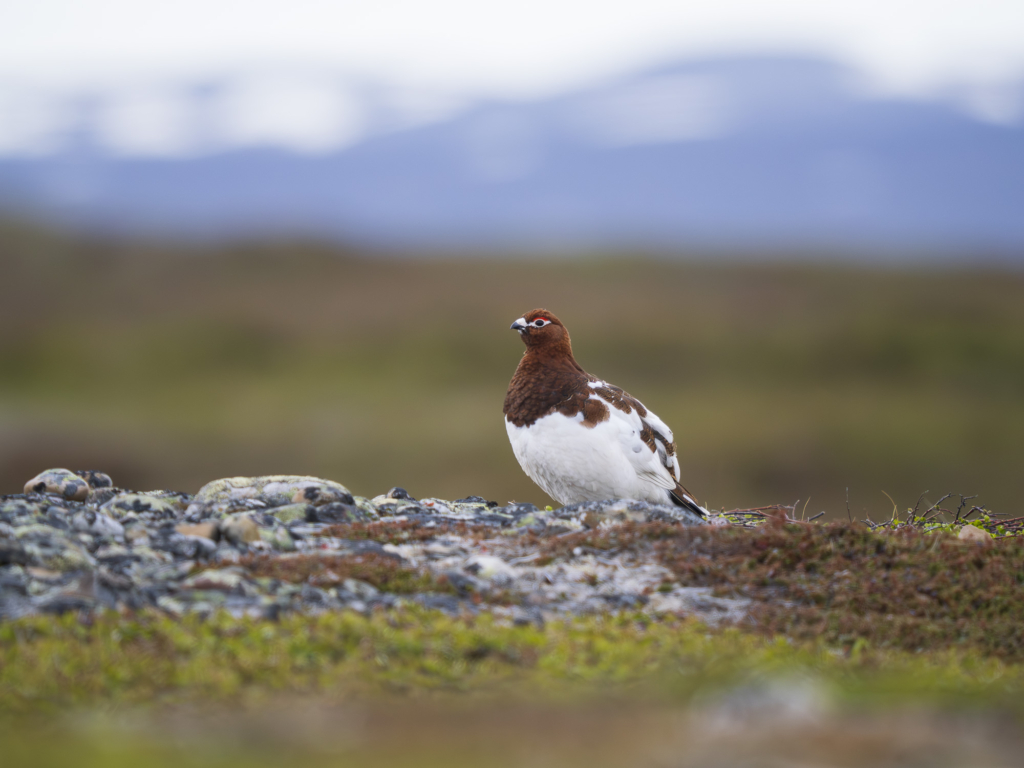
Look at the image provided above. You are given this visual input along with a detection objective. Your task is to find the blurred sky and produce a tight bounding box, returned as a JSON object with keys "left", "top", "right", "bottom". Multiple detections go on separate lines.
{"left": 2, "top": 1, "right": 1024, "bottom": 157}
{"left": 4, "top": 0, "right": 1024, "bottom": 96}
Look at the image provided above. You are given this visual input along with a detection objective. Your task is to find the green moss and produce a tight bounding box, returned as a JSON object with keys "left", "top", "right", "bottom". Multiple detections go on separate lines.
{"left": 2, "top": 608, "right": 1024, "bottom": 716}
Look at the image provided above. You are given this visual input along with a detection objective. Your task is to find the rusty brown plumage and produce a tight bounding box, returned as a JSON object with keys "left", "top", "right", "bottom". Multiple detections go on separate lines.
{"left": 503, "top": 308, "right": 703, "bottom": 515}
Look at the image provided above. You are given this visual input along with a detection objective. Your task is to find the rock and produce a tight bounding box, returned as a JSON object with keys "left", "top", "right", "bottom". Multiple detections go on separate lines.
{"left": 580, "top": 504, "right": 646, "bottom": 529}
{"left": 3, "top": 464, "right": 738, "bottom": 623}
{"left": 958, "top": 524, "right": 993, "bottom": 545}
{"left": 75, "top": 470, "right": 113, "bottom": 489}
{"left": 560, "top": 499, "right": 707, "bottom": 527}
{"left": 175, "top": 522, "right": 220, "bottom": 541}
{"left": 181, "top": 568, "right": 246, "bottom": 592}
{"left": 194, "top": 475, "right": 353, "bottom": 508}
{"left": 0, "top": 499, "right": 46, "bottom": 527}
{"left": 71, "top": 510, "right": 125, "bottom": 539}
{"left": 259, "top": 526, "right": 296, "bottom": 552}
{"left": 17, "top": 531, "right": 95, "bottom": 572}
{"left": 306, "top": 502, "right": 370, "bottom": 524}
{"left": 125, "top": 525, "right": 149, "bottom": 543}
{"left": 267, "top": 504, "right": 312, "bottom": 524}
{"left": 341, "top": 578, "right": 379, "bottom": 602}
{"left": 220, "top": 515, "right": 261, "bottom": 545}
{"left": 0, "top": 541, "right": 29, "bottom": 566}
{"left": 371, "top": 496, "right": 425, "bottom": 515}
{"left": 23, "top": 469, "right": 90, "bottom": 501}
{"left": 455, "top": 496, "right": 497, "bottom": 506}
{"left": 291, "top": 486, "right": 354, "bottom": 506}
{"left": 465, "top": 555, "right": 515, "bottom": 584}
{"left": 101, "top": 493, "right": 183, "bottom": 518}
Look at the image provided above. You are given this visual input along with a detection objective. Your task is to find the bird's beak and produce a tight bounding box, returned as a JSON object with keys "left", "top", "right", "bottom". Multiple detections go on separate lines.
{"left": 510, "top": 317, "right": 527, "bottom": 333}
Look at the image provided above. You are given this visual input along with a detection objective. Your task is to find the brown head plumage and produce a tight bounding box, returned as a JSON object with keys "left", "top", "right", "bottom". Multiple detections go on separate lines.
{"left": 504, "top": 309, "right": 592, "bottom": 427}
{"left": 509, "top": 309, "right": 573, "bottom": 355}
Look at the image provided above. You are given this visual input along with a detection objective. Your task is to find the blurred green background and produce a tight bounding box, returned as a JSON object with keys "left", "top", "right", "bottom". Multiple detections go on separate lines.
{"left": 2, "top": 219, "right": 1022, "bottom": 517}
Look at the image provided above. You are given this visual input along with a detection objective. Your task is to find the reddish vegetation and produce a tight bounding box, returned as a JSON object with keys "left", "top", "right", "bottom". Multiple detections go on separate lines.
{"left": 238, "top": 553, "right": 451, "bottom": 594}
{"left": 315, "top": 520, "right": 489, "bottom": 543}
{"left": 538, "top": 521, "right": 1024, "bottom": 659}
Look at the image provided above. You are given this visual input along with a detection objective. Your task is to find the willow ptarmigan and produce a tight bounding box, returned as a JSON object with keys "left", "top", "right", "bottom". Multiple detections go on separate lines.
{"left": 503, "top": 309, "right": 706, "bottom": 517}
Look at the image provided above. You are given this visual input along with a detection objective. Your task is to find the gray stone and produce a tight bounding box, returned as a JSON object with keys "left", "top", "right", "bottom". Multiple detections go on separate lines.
{"left": 101, "top": 493, "right": 183, "bottom": 518}
{"left": 267, "top": 503, "right": 312, "bottom": 524}
{"left": 259, "top": 526, "right": 295, "bottom": 552}
{"left": 194, "top": 475, "right": 353, "bottom": 508}
{"left": 23, "top": 469, "right": 90, "bottom": 501}
{"left": 2, "top": 464, "right": 729, "bottom": 623}
{"left": 220, "top": 515, "right": 261, "bottom": 545}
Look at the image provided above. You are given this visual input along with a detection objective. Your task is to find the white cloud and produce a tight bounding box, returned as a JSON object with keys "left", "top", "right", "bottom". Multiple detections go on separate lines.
{"left": 212, "top": 76, "right": 364, "bottom": 153}
{"left": 1, "top": 1, "right": 1023, "bottom": 100}
{"left": 1, "top": 1, "right": 1022, "bottom": 156}
{"left": 0, "top": 84, "right": 73, "bottom": 155}
{"left": 380, "top": 89, "right": 468, "bottom": 131}
{"left": 94, "top": 88, "right": 201, "bottom": 156}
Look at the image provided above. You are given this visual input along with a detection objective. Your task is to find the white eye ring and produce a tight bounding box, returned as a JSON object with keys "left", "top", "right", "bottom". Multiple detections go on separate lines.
{"left": 532, "top": 319, "right": 549, "bottom": 327}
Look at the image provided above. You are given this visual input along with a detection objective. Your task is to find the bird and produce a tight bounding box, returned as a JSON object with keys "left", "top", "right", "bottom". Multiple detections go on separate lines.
{"left": 503, "top": 309, "right": 706, "bottom": 517}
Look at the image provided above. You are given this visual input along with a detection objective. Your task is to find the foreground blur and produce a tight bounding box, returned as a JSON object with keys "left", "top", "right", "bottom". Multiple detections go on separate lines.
{"left": 4, "top": 699, "right": 1023, "bottom": 768}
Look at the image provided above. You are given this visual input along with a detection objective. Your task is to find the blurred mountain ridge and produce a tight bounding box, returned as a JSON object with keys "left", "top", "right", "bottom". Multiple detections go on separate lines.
{"left": 1, "top": 55, "right": 1022, "bottom": 257}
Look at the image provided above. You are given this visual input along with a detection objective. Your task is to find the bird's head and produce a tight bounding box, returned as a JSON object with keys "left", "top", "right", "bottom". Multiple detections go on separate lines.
{"left": 510, "top": 309, "right": 570, "bottom": 351}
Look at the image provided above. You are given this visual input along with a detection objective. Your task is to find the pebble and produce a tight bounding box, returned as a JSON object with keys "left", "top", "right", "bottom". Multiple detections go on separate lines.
{"left": 220, "top": 515, "right": 261, "bottom": 545}
{"left": 23, "top": 469, "right": 90, "bottom": 502}
{"left": 175, "top": 522, "right": 219, "bottom": 541}
{"left": 193, "top": 475, "right": 353, "bottom": 508}
{"left": 1, "top": 468, "right": 713, "bottom": 624}
{"left": 958, "top": 524, "right": 993, "bottom": 545}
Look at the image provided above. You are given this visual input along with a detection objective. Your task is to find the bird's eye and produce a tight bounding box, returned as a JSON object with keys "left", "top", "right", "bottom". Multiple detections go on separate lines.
{"left": 533, "top": 319, "right": 546, "bottom": 327}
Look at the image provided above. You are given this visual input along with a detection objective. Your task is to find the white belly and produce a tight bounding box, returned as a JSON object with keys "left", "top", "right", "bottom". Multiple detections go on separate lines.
{"left": 505, "top": 411, "right": 674, "bottom": 506}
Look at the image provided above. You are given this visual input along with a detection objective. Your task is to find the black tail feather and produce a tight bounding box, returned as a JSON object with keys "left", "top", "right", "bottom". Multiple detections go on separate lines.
{"left": 669, "top": 484, "right": 707, "bottom": 518}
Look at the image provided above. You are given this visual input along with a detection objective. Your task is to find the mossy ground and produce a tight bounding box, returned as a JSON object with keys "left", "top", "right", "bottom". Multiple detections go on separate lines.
{"left": 232, "top": 552, "right": 455, "bottom": 595}
{"left": 3, "top": 519, "right": 1024, "bottom": 765}
{"left": 314, "top": 520, "right": 489, "bottom": 544}
{"left": 3, "top": 605, "right": 1024, "bottom": 714}
{"left": 3, "top": 522, "right": 1023, "bottom": 711}
{"left": 537, "top": 521, "right": 1024, "bottom": 659}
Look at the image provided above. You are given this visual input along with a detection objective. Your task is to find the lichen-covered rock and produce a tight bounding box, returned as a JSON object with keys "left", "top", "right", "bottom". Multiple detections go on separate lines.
{"left": 371, "top": 496, "right": 426, "bottom": 516}
{"left": 194, "top": 476, "right": 353, "bottom": 509}
{"left": 350, "top": 496, "right": 380, "bottom": 519}
{"left": 70, "top": 510, "right": 125, "bottom": 540}
{"left": 101, "top": 493, "right": 185, "bottom": 518}
{"left": 267, "top": 504, "right": 312, "bottom": 524}
{"left": 0, "top": 540, "right": 30, "bottom": 566}
{"left": 219, "top": 515, "right": 261, "bottom": 545}
{"left": 559, "top": 499, "right": 707, "bottom": 527}
{"left": 175, "top": 522, "right": 219, "bottom": 540}
{"left": 15, "top": 527, "right": 95, "bottom": 572}
{"left": 0, "top": 499, "right": 47, "bottom": 527}
{"left": 180, "top": 568, "right": 246, "bottom": 592}
{"left": 465, "top": 555, "right": 515, "bottom": 584}
{"left": 75, "top": 470, "right": 113, "bottom": 489}
{"left": 2, "top": 465, "right": 725, "bottom": 623}
{"left": 259, "top": 525, "right": 296, "bottom": 552}
{"left": 306, "top": 502, "right": 372, "bottom": 524}
{"left": 23, "top": 469, "right": 89, "bottom": 501}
